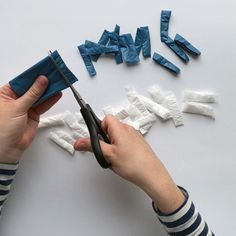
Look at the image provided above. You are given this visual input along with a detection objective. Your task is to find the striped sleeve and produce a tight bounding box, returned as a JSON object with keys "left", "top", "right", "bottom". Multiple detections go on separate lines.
{"left": 152, "top": 187, "right": 215, "bottom": 236}
{"left": 0, "top": 163, "right": 18, "bottom": 215}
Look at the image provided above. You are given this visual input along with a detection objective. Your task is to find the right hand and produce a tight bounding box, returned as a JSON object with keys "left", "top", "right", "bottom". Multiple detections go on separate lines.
{"left": 74, "top": 115, "right": 185, "bottom": 214}
{"left": 74, "top": 115, "right": 159, "bottom": 188}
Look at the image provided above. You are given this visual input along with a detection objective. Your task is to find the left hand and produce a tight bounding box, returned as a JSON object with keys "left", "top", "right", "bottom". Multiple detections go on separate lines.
{"left": 0, "top": 76, "right": 62, "bottom": 164}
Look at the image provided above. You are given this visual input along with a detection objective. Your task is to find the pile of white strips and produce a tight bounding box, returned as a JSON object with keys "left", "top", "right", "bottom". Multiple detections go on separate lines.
{"left": 39, "top": 85, "right": 218, "bottom": 155}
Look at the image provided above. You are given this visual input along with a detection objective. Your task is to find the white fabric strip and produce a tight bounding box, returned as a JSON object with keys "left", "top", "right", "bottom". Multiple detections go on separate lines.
{"left": 38, "top": 114, "right": 65, "bottom": 128}
{"left": 183, "top": 90, "right": 218, "bottom": 103}
{"left": 74, "top": 112, "right": 86, "bottom": 124}
{"left": 164, "top": 92, "right": 184, "bottom": 127}
{"left": 148, "top": 85, "right": 165, "bottom": 104}
{"left": 182, "top": 102, "right": 215, "bottom": 119}
{"left": 115, "top": 107, "right": 130, "bottom": 120}
{"left": 138, "top": 95, "right": 171, "bottom": 120}
{"left": 125, "top": 87, "right": 150, "bottom": 117}
{"left": 49, "top": 131, "right": 75, "bottom": 155}
{"left": 139, "top": 123, "right": 153, "bottom": 135}
{"left": 103, "top": 106, "right": 115, "bottom": 115}
{"left": 121, "top": 117, "right": 140, "bottom": 130}
{"left": 125, "top": 105, "right": 143, "bottom": 120}
{"left": 63, "top": 111, "right": 89, "bottom": 132}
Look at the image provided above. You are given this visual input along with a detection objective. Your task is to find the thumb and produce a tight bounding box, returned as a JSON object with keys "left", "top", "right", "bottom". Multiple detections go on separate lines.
{"left": 74, "top": 138, "right": 115, "bottom": 162}
{"left": 17, "top": 76, "right": 48, "bottom": 112}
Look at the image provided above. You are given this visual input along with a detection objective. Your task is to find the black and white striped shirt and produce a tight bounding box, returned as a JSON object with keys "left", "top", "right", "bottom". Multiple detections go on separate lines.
{"left": 0, "top": 164, "right": 214, "bottom": 235}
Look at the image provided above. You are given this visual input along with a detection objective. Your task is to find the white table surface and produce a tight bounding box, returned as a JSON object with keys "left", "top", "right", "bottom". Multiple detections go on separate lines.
{"left": 0, "top": 0, "right": 235, "bottom": 235}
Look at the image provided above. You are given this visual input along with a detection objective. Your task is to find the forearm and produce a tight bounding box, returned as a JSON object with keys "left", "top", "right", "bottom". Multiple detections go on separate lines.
{"left": 0, "top": 162, "right": 18, "bottom": 216}
{"left": 136, "top": 159, "right": 185, "bottom": 214}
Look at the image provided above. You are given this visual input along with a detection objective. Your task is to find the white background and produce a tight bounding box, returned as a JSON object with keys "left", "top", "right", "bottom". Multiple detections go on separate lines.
{"left": 0, "top": 0, "right": 235, "bottom": 235}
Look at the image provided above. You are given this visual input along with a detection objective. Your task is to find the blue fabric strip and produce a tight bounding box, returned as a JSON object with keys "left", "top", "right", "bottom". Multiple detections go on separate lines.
{"left": 152, "top": 52, "right": 180, "bottom": 74}
{"left": 174, "top": 34, "right": 201, "bottom": 56}
{"left": 9, "top": 50, "right": 78, "bottom": 106}
{"left": 119, "top": 34, "right": 140, "bottom": 64}
{"left": 160, "top": 10, "right": 172, "bottom": 42}
{"left": 135, "top": 26, "right": 151, "bottom": 58}
{"left": 78, "top": 44, "right": 97, "bottom": 77}
{"left": 165, "top": 36, "right": 189, "bottom": 63}
{"left": 84, "top": 40, "right": 119, "bottom": 55}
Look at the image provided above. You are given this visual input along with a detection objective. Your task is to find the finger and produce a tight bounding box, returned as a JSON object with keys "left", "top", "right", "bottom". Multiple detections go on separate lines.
{"left": 74, "top": 138, "right": 115, "bottom": 161}
{"left": 34, "top": 92, "right": 62, "bottom": 115}
{"left": 0, "top": 84, "right": 18, "bottom": 99}
{"left": 101, "top": 115, "right": 123, "bottom": 142}
{"left": 17, "top": 76, "right": 48, "bottom": 112}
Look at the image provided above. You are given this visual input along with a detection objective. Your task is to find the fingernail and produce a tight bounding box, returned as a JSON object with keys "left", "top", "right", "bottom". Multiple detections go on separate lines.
{"left": 37, "top": 76, "right": 48, "bottom": 86}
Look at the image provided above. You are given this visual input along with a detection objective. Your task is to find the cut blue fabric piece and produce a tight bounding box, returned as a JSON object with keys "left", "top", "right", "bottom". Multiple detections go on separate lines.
{"left": 135, "top": 26, "right": 151, "bottom": 58}
{"left": 92, "top": 25, "right": 122, "bottom": 64}
{"left": 84, "top": 40, "right": 119, "bottom": 55}
{"left": 152, "top": 52, "right": 180, "bottom": 74}
{"left": 119, "top": 34, "right": 140, "bottom": 64}
{"left": 9, "top": 50, "right": 78, "bottom": 106}
{"left": 107, "top": 25, "right": 123, "bottom": 64}
{"left": 160, "top": 10, "right": 172, "bottom": 42}
{"left": 165, "top": 36, "right": 189, "bottom": 63}
{"left": 78, "top": 44, "right": 97, "bottom": 77}
{"left": 174, "top": 34, "right": 201, "bottom": 56}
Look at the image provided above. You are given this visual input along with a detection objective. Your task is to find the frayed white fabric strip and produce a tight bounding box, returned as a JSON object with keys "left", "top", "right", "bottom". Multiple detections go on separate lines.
{"left": 115, "top": 107, "right": 129, "bottom": 120}
{"left": 103, "top": 106, "right": 115, "bottom": 115}
{"left": 49, "top": 131, "right": 75, "bottom": 155}
{"left": 125, "top": 105, "right": 143, "bottom": 120}
{"left": 121, "top": 117, "right": 140, "bottom": 130}
{"left": 140, "top": 123, "right": 153, "bottom": 135}
{"left": 164, "top": 92, "right": 184, "bottom": 127}
{"left": 148, "top": 85, "right": 165, "bottom": 104}
{"left": 125, "top": 87, "right": 150, "bottom": 117}
{"left": 74, "top": 112, "right": 86, "bottom": 124}
{"left": 72, "top": 127, "right": 90, "bottom": 139}
{"left": 135, "top": 113, "right": 157, "bottom": 127}
{"left": 38, "top": 114, "right": 65, "bottom": 128}
{"left": 182, "top": 102, "right": 215, "bottom": 119}
{"left": 183, "top": 90, "right": 218, "bottom": 103}
{"left": 138, "top": 95, "right": 171, "bottom": 120}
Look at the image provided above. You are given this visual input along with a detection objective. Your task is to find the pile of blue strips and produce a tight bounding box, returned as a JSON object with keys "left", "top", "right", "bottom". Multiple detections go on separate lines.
{"left": 78, "top": 10, "right": 201, "bottom": 76}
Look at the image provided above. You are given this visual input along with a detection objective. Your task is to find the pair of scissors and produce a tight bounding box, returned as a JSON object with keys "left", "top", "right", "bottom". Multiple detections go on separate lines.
{"left": 48, "top": 51, "right": 110, "bottom": 169}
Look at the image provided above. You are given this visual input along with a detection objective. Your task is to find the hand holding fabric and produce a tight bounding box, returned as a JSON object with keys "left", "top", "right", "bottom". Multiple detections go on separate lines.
{"left": 0, "top": 76, "right": 62, "bottom": 164}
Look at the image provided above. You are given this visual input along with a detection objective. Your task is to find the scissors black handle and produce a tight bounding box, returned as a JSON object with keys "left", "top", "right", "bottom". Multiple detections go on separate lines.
{"left": 80, "top": 104, "right": 110, "bottom": 169}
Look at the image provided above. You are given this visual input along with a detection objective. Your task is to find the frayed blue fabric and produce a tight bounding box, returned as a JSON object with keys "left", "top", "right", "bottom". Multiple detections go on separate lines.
{"left": 119, "top": 34, "right": 140, "bottom": 64}
{"left": 78, "top": 44, "right": 97, "bottom": 77}
{"left": 135, "top": 26, "right": 151, "bottom": 58}
{"left": 165, "top": 36, "right": 189, "bottom": 63}
{"left": 92, "top": 25, "right": 122, "bottom": 64}
{"left": 152, "top": 52, "right": 180, "bottom": 74}
{"left": 84, "top": 40, "right": 119, "bottom": 55}
{"left": 160, "top": 10, "right": 172, "bottom": 42}
{"left": 174, "top": 34, "right": 201, "bottom": 56}
{"left": 9, "top": 50, "right": 78, "bottom": 106}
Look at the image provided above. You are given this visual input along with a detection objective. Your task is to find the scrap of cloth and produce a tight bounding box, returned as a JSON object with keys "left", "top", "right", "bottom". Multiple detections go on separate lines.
{"left": 119, "top": 34, "right": 140, "bottom": 64}
{"left": 174, "top": 34, "right": 201, "bottom": 56}
{"left": 135, "top": 26, "right": 151, "bottom": 58}
{"left": 9, "top": 50, "right": 78, "bottom": 106}
{"left": 160, "top": 10, "right": 172, "bottom": 42}
{"left": 152, "top": 52, "right": 180, "bottom": 74}
{"left": 164, "top": 36, "right": 189, "bottom": 63}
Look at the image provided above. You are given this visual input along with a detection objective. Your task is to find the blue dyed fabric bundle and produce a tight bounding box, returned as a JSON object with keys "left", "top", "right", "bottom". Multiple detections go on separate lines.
{"left": 160, "top": 10, "right": 171, "bottom": 42}
{"left": 119, "top": 34, "right": 140, "bottom": 64}
{"left": 174, "top": 34, "right": 201, "bottom": 56}
{"left": 9, "top": 50, "right": 78, "bottom": 106}
{"left": 152, "top": 52, "right": 180, "bottom": 74}
{"left": 135, "top": 26, "right": 151, "bottom": 58}
{"left": 165, "top": 36, "right": 189, "bottom": 63}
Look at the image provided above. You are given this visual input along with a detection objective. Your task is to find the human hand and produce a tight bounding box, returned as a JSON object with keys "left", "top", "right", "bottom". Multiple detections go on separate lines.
{"left": 74, "top": 115, "right": 184, "bottom": 213}
{"left": 0, "top": 76, "right": 62, "bottom": 164}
